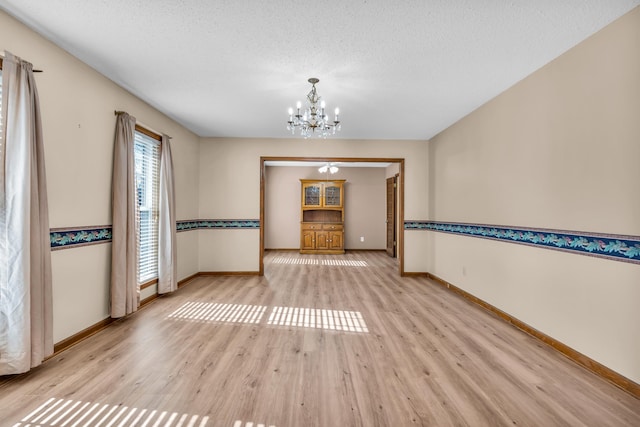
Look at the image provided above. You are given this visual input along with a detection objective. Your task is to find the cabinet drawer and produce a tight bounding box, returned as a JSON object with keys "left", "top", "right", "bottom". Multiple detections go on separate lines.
{"left": 301, "top": 223, "right": 321, "bottom": 230}
{"left": 323, "top": 224, "right": 343, "bottom": 231}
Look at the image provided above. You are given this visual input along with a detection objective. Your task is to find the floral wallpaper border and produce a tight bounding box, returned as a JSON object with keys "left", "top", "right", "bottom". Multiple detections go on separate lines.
{"left": 405, "top": 220, "right": 640, "bottom": 265}
{"left": 177, "top": 219, "right": 261, "bottom": 231}
{"left": 50, "top": 226, "right": 112, "bottom": 250}
{"left": 50, "top": 220, "right": 261, "bottom": 250}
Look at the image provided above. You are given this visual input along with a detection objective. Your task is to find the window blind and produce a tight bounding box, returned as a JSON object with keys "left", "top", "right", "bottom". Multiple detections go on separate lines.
{"left": 134, "top": 130, "right": 160, "bottom": 284}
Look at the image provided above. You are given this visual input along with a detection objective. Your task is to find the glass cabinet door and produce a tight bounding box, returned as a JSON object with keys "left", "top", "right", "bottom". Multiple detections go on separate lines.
{"left": 303, "top": 183, "right": 321, "bottom": 207}
{"left": 324, "top": 184, "right": 342, "bottom": 207}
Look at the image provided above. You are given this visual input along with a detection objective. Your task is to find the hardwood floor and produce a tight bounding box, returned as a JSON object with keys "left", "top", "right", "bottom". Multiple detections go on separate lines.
{"left": 1, "top": 250, "right": 638, "bottom": 426}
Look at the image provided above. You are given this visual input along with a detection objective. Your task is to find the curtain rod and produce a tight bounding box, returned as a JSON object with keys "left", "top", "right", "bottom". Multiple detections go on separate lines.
{"left": 0, "top": 56, "right": 43, "bottom": 72}
{"left": 114, "top": 110, "right": 172, "bottom": 139}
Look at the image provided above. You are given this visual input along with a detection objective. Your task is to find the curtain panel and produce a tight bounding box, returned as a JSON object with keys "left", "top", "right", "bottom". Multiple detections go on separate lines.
{"left": 0, "top": 51, "right": 53, "bottom": 375}
{"left": 110, "top": 112, "right": 138, "bottom": 318}
{"left": 158, "top": 135, "right": 177, "bottom": 294}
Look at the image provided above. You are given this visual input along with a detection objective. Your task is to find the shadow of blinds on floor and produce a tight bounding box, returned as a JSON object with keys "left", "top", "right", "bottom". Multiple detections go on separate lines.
{"left": 167, "top": 302, "right": 369, "bottom": 333}
{"left": 13, "top": 397, "right": 210, "bottom": 427}
{"left": 271, "top": 257, "right": 368, "bottom": 267}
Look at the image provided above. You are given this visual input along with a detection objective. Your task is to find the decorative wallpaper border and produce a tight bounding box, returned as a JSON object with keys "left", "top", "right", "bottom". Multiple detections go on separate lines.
{"left": 405, "top": 221, "right": 640, "bottom": 265}
{"left": 177, "top": 219, "right": 260, "bottom": 231}
{"left": 176, "top": 220, "right": 199, "bottom": 232}
{"left": 50, "top": 219, "right": 261, "bottom": 250}
{"left": 50, "top": 226, "right": 112, "bottom": 251}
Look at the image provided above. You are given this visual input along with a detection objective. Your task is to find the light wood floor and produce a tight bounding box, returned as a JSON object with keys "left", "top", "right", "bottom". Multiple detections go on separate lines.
{"left": 1, "top": 251, "right": 638, "bottom": 427}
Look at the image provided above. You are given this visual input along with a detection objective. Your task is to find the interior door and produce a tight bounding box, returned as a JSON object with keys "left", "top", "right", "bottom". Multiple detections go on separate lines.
{"left": 386, "top": 176, "right": 397, "bottom": 257}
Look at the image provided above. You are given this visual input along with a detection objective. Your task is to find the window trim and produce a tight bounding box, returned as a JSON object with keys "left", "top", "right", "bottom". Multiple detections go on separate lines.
{"left": 140, "top": 278, "right": 158, "bottom": 290}
{"left": 135, "top": 124, "right": 161, "bottom": 141}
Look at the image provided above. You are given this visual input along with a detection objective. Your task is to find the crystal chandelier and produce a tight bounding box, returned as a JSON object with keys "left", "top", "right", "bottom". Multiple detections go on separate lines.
{"left": 287, "top": 78, "right": 340, "bottom": 138}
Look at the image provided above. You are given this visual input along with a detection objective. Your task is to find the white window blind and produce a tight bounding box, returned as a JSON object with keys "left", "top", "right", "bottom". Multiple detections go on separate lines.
{"left": 134, "top": 130, "right": 160, "bottom": 284}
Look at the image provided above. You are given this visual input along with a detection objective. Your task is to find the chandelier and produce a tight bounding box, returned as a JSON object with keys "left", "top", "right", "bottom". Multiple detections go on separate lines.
{"left": 287, "top": 78, "right": 341, "bottom": 138}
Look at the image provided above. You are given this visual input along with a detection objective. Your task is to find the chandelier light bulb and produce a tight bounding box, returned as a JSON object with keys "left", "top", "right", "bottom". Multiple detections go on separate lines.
{"left": 296, "top": 101, "right": 302, "bottom": 109}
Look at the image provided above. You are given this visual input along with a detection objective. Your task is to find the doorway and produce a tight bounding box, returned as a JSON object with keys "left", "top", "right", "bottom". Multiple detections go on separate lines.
{"left": 259, "top": 156, "right": 405, "bottom": 276}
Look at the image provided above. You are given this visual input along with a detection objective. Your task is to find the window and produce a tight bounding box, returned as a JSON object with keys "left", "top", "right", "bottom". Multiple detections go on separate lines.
{"left": 134, "top": 126, "right": 160, "bottom": 285}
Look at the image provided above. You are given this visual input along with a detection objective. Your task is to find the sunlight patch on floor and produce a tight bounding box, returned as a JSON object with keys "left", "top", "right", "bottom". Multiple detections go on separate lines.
{"left": 271, "top": 257, "right": 367, "bottom": 267}
{"left": 233, "top": 421, "right": 275, "bottom": 427}
{"left": 12, "top": 397, "right": 209, "bottom": 427}
{"left": 321, "top": 259, "right": 368, "bottom": 267}
{"left": 271, "top": 257, "right": 318, "bottom": 265}
{"left": 168, "top": 302, "right": 267, "bottom": 324}
{"left": 271, "top": 257, "right": 368, "bottom": 267}
{"left": 168, "top": 302, "right": 369, "bottom": 333}
{"left": 267, "top": 306, "right": 369, "bottom": 333}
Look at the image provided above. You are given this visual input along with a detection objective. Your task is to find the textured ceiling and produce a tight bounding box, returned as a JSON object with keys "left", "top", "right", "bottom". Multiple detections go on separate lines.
{"left": 1, "top": 0, "right": 638, "bottom": 140}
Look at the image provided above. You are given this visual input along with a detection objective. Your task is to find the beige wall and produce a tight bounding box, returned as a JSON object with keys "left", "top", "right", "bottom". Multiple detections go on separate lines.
{"left": 265, "top": 166, "right": 387, "bottom": 250}
{"left": 0, "top": 10, "right": 201, "bottom": 342}
{"left": 198, "top": 138, "right": 429, "bottom": 272}
{"left": 428, "top": 8, "right": 640, "bottom": 383}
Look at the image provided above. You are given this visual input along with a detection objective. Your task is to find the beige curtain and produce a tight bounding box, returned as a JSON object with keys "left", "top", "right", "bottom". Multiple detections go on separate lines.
{"left": 158, "top": 135, "right": 177, "bottom": 294}
{"left": 0, "top": 51, "right": 53, "bottom": 375}
{"left": 110, "top": 112, "right": 138, "bottom": 318}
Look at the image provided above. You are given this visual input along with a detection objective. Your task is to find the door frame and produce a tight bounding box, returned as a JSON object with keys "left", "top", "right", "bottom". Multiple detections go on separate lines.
{"left": 259, "top": 156, "right": 405, "bottom": 276}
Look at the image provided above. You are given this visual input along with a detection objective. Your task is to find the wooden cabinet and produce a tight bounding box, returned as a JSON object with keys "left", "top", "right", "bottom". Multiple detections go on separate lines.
{"left": 300, "top": 180, "right": 345, "bottom": 254}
